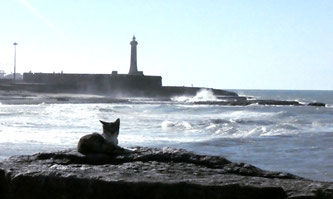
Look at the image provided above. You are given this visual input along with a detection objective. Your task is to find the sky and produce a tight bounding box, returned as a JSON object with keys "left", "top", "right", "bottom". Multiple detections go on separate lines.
{"left": 0, "top": 0, "right": 332, "bottom": 90}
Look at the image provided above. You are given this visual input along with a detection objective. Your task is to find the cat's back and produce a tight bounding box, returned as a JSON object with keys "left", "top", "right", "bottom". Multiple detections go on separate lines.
{"left": 77, "top": 133, "right": 105, "bottom": 155}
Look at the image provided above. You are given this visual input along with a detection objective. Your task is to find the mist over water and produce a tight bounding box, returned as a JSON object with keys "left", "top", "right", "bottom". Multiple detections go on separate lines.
{"left": 0, "top": 90, "right": 333, "bottom": 182}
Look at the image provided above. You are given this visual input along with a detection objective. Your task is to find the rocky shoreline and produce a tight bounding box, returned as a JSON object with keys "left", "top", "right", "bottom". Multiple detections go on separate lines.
{"left": 1, "top": 147, "right": 332, "bottom": 199}
{"left": 195, "top": 99, "right": 326, "bottom": 107}
{"left": 0, "top": 90, "right": 327, "bottom": 107}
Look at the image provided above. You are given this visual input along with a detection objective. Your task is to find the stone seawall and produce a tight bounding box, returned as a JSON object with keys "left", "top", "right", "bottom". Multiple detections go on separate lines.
{"left": 23, "top": 72, "right": 162, "bottom": 93}
{"left": 1, "top": 79, "right": 238, "bottom": 97}
{"left": 1, "top": 147, "right": 332, "bottom": 199}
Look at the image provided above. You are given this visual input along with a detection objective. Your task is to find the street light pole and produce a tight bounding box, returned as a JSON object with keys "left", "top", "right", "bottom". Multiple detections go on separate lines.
{"left": 13, "top": 42, "right": 18, "bottom": 81}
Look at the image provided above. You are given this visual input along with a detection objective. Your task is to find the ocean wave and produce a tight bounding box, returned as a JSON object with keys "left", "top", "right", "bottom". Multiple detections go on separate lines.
{"left": 326, "top": 104, "right": 333, "bottom": 108}
{"left": 276, "top": 123, "right": 299, "bottom": 130}
{"left": 209, "top": 118, "right": 274, "bottom": 126}
{"left": 209, "top": 119, "right": 231, "bottom": 125}
{"left": 161, "top": 121, "right": 192, "bottom": 130}
{"left": 97, "top": 105, "right": 135, "bottom": 113}
{"left": 247, "top": 103, "right": 260, "bottom": 107}
{"left": 276, "top": 111, "right": 295, "bottom": 117}
{"left": 0, "top": 111, "right": 24, "bottom": 117}
{"left": 232, "top": 119, "right": 275, "bottom": 125}
{"left": 99, "top": 108, "right": 114, "bottom": 113}
{"left": 295, "top": 99, "right": 308, "bottom": 105}
{"left": 210, "top": 126, "right": 299, "bottom": 138}
{"left": 171, "top": 89, "right": 220, "bottom": 103}
{"left": 199, "top": 118, "right": 303, "bottom": 138}
{"left": 220, "top": 110, "right": 279, "bottom": 120}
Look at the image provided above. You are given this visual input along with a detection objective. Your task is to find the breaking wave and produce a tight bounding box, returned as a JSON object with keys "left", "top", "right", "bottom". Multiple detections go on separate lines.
{"left": 161, "top": 121, "right": 192, "bottom": 130}
{"left": 171, "top": 89, "right": 219, "bottom": 103}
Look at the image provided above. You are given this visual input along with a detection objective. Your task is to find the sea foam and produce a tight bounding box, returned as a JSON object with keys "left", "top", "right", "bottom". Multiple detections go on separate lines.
{"left": 162, "top": 121, "right": 192, "bottom": 130}
{"left": 171, "top": 89, "right": 219, "bottom": 103}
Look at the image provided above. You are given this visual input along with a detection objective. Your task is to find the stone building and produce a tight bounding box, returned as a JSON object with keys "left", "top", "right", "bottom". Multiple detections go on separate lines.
{"left": 23, "top": 37, "right": 162, "bottom": 94}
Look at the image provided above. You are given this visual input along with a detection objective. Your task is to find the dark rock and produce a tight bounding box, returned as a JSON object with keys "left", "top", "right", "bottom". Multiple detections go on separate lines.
{"left": 194, "top": 99, "right": 302, "bottom": 106}
{"left": 254, "top": 100, "right": 301, "bottom": 106}
{"left": 308, "top": 102, "right": 326, "bottom": 107}
{"left": 0, "top": 147, "right": 332, "bottom": 199}
{"left": 195, "top": 98, "right": 329, "bottom": 108}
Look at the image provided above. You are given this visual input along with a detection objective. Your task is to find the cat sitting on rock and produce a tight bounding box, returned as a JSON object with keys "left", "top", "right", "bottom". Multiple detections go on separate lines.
{"left": 77, "top": 118, "right": 123, "bottom": 155}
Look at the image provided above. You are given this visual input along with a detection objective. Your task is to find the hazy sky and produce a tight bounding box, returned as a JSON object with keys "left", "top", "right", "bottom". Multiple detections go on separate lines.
{"left": 0, "top": 0, "right": 332, "bottom": 90}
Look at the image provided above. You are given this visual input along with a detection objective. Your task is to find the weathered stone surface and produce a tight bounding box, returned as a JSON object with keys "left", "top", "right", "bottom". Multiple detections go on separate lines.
{"left": 0, "top": 147, "right": 332, "bottom": 199}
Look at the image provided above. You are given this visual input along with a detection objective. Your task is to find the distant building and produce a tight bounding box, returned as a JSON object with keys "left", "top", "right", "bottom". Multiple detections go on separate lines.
{"left": 23, "top": 37, "right": 162, "bottom": 94}
{"left": 0, "top": 70, "right": 5, "bottom": 78}
{"left": 5, "top": 73, "right": 23, "bottom": 80}
{"left": 128, "top": 36, "right": 143, "bottom": 75}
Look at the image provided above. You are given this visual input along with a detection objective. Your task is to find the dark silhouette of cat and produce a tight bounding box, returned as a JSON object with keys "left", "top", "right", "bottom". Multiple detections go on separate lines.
{"left": 77, "top": 118, "right": 120, "bottom": 155}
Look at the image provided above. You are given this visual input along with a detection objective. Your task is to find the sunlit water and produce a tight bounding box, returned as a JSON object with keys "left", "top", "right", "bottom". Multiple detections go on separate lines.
{"left": 1, "top": 89, "right": 333, "bottom": 182}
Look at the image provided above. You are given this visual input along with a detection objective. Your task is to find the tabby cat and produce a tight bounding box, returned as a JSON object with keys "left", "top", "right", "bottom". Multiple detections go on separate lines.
{"left": 77, "top": 118, "right": 120, "bottom": 155}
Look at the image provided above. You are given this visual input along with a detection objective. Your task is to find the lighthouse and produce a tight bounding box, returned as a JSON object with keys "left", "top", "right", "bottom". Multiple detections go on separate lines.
{"left": 128, "top": 36, "right": 143, "bottom": 75}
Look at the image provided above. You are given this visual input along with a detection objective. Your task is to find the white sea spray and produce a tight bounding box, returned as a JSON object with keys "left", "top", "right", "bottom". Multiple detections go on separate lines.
{"left": 171, "top": 89, "right": 219, "bottom": 102}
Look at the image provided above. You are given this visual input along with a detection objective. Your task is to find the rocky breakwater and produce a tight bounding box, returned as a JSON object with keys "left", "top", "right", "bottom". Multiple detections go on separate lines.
{"left": 196, "top": 97, "right": 327, "bottom": 107}
{"left": 1, "top": 147, "right": 332, "bottom": 199}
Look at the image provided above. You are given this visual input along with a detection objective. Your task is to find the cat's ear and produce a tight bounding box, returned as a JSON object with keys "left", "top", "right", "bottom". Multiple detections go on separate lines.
{"left": 115, "top": 118, "right": 120, "bottom": 126}
{"left": 100, "top": 120, "right": 107, "bottom": 126}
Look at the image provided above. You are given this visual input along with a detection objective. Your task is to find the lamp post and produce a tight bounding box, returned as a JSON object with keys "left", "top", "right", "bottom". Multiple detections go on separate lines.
{"left": 13, "top": 42, "right": 18, "bottom": 81}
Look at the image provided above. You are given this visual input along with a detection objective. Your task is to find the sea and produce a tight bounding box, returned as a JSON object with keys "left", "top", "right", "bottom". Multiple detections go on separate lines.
{"left": 0, "top": 89, "right": 332, "bottom": 182}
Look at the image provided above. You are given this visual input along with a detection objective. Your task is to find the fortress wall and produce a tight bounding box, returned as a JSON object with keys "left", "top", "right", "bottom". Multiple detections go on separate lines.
{"left": 23, "top": 73, "right": 162, "bottom": 92}
{"left": 109, "top": 74, "right": 162, "bottom": 89}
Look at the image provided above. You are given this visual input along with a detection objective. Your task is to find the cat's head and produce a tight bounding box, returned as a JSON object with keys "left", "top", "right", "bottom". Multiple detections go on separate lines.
{"left": 100, "top": 118, "right": 120, "bottom": 135}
